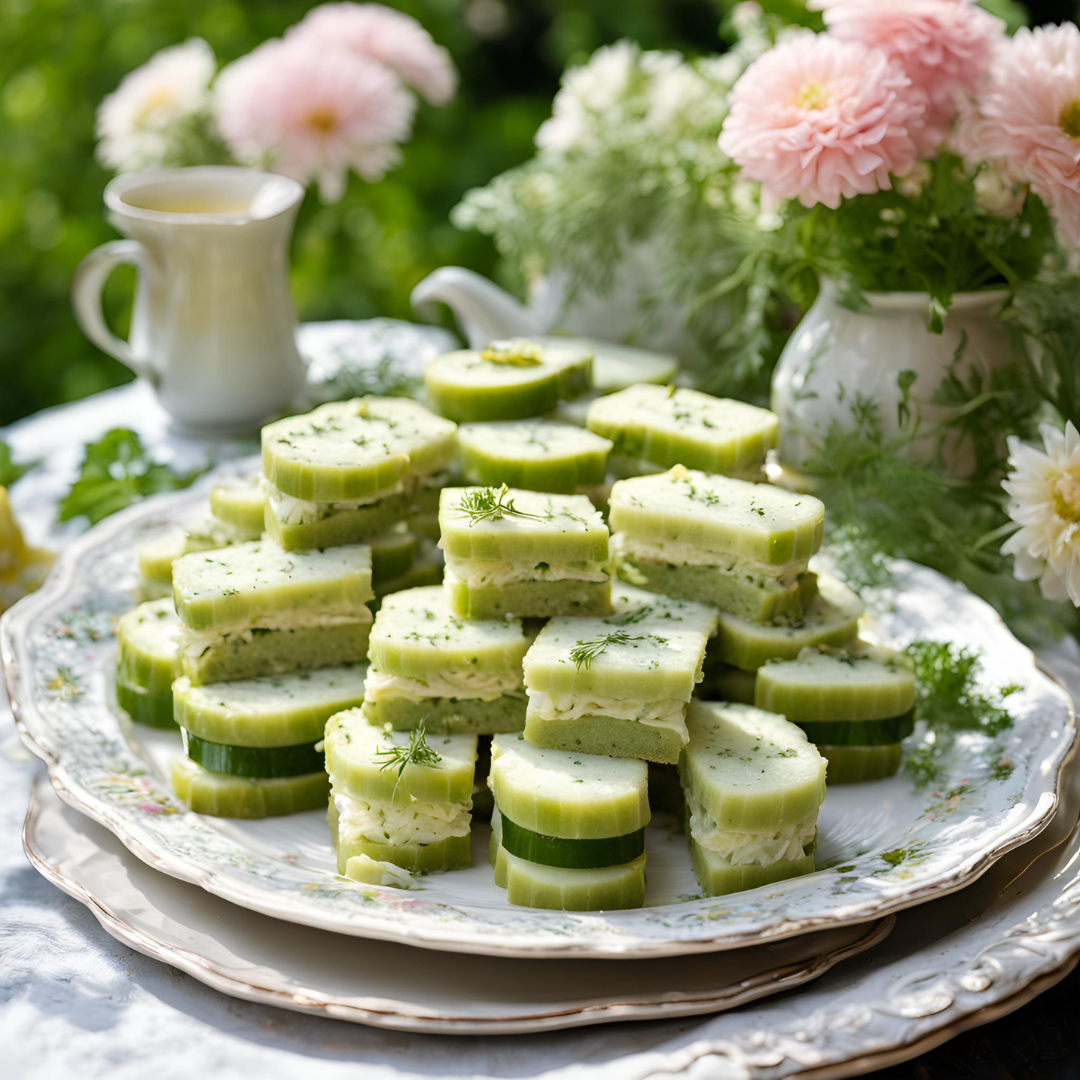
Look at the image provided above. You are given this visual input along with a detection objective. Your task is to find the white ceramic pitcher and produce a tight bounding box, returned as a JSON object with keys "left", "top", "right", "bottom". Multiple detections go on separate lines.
{"left": 72, "top": 167, "right": 308, "bottom": 434}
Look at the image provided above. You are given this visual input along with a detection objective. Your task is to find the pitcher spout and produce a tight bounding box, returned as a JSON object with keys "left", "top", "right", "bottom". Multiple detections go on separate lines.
{"left": 411, "top": 267, "right": 543, "bottom": 348}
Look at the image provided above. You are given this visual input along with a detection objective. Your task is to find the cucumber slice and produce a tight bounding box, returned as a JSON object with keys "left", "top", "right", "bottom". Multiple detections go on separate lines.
{"left": 457, "top": 421, "right": 612, "bottom": 494}
{"left": 490, "top": 812, "right": 647, "bottom": 911}
{"left": 333, "top": 818, "right": 472, "bottom": 873}
{"left": 362, "top": 693, "right": 526, "bottom": 736}
{"left": 523, "top": 710, "right": 687, "bottom": 766}
{"left": 324, "top": 707, "right": 477, "bottom": 806}
{"left": 172, "top": 540, "right": 373, "bottom": 632}
{"left": 181, "top": 619, "right": 371, "bottom": 687}
{"left": 523, "top": 582, "right": 716, "bottom": 700}
{"left": 490, "top": 733, "right": 649, "bottom": 840}
{"left": 368, "top": 528, "right": 418, "bottom": 585}
{"left": 370, "top": 556, "right": 444, "bottom": 606}
{"left": 138, "top": 529, "right": 187, "bottom": 582}
{"left": 534, "top": 337, "right": 677, "bottom": 392}
{"left": 797, "top": 711, "right": 915, "bottom": 747}
{"left": 368, "top": 585, "right": 527, "bottom": 679}
{"left": 170, "top": 757, "right": 328, "bottom": 818}
{"left": 209, "top": 479, "right": 265, "bottom": 539}
{"left": 608, "top": 467, "right": 824, "bottom": 569}
{"left": 265, "top": 486, "right": 417, "bottom": 553}
{"left": 713, "top": 575, "right": 864, "bottom": 671}
{"left": 820, "top": 743, "right": 903, "bottom": 783}
{"left": 586, "top": 385, "right": 778, "bottom": 474}
{"left": 755, "top": 646, "right": 916, "bottom": 721}
{"left": 116, "top": 598, "right": 181, "bottom": 693}
{"left": 681, "top": 701, "right": 827, "bottom": 832}
{"left": 137, "top": 576, "right": 173, "bottom": 603}
{"left": 688, "top": 837, "right": 816, "bottom": 897}
{"left": 438, "top": 487, "right": 610, "bottom": 563}
{"left": 115, "top": 675, "right": 176, "bottom": 728}
{"left": 444, "top": 574, "right": 612, "bottom": 621}
{"left": 698, "top": 659, "right": 757, "bottom": 705}
{"left": 182, "top": 729, "right": 324, "bottom": 778}
{"left": 173, "top": 664, "right": 367, "bottom": 747}
{"left": 498, "top": 809, "right": 645, "bottom": 869}
{"left": 262, "top": 397, "right": 457, "bottom": 502}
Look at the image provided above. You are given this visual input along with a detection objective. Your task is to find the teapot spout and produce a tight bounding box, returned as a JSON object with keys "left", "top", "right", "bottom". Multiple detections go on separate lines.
{"left": 411, "top": 267, "right": 543, "bottom": 349}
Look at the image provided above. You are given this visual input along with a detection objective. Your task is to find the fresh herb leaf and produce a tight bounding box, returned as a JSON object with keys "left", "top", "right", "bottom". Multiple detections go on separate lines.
{"left": 375, "top": 722, "right": 443, "bottom": 795}
{"left": 0, "top": 441, "right": 36, "bottom": 488}
{"left": 457, "top": 484, "right": 545, "bottom": 527}
{"left": 58, "top": 429, "right": 209, "bottom": 525}
{"left": 569, "top": 630, "right": 660, "bottom": 670}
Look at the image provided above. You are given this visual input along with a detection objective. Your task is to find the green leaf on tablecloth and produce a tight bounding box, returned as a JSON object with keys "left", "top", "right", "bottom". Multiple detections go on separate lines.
{"left": 0, "top": 441, "right": 37, "bottom": 488}
{"left": 58, "top": 429, "right": 209, "bottom": 526}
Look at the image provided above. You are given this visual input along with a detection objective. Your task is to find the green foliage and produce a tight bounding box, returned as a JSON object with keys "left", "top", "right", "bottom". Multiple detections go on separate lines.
{"left": 0, "top": 441, "right": 36, "bottom": 488}
{"left": 57, "top": 428, "right": 208, "bottom": 525}
{"left": 903, "top": 640, "right": 1020, "bottom": 786}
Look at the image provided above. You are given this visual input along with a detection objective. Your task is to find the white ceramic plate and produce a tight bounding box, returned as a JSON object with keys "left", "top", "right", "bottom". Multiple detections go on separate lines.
{"left": 22, "top": 776, "right": 890, "bottom": 1035}
{"left": 2, "top": 472, "right": 1075, "bottom": 958}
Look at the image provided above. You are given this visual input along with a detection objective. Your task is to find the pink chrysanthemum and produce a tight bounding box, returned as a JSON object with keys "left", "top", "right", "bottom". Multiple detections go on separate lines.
{"left": 719, "top": 32, "right": 923, "bottom": 209}
{"left": 958, "top": 24, "right": 1080, "bottom": 245}
{"left": 812, "top": 0, "right": 1004, "bottom": 153}
{"left": 291, "top": 3, "right": 456, "bottom": 106}
{"left": 216, "top": 37, "right": 415, "bottom": 202}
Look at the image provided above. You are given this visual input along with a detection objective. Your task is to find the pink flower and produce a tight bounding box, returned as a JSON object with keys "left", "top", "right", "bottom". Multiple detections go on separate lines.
{"left": 719, "top": 32, "right": 923, "bottom": 209}
{"left": 216, "top": 37, "right": 415, "bottom": 202}
{"left": 812, "top": 0, "right": 1004, "bottom": 153}
{"left": 291, "top": 3, "right": 456, "bottom": 106}
{"left": 958, "top": 24, "right": 1080, "bottom": 245}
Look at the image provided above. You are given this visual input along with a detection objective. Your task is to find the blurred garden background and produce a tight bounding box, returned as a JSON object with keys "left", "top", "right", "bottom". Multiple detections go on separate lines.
{"left": 0, "top": 0, "right": 1073, "bottom": 427}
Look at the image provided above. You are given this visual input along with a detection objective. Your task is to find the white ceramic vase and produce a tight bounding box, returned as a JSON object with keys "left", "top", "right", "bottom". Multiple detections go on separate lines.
{"left": 770, "top": 280, "right": 1012, "bottom": 476}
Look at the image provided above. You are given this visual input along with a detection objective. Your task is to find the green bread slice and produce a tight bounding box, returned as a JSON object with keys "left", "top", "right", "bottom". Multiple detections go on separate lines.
{"left": 368, "top": 584, "right": 527, "bottom": 679}
{"left": 755, "top": 646, "right": 916, "bottom": 721}
{"left": 490, "top": 733, "right": 649, "bottom": 840}
{"left": 523, "top": 582, "right": 717, "bottom": 700}
{"left": 490, "top": 810, "right": 645, "bottom": 910}
{"left": 534, "top": 337, "right": 678, "bottom": 392}
{"left": 170, "top": 757, "right": 328, "bottom": 818}
{"left": 457, "top": 421, "right": 612, "bottom": 494}
{"left": 680, "top": 701, "right": 827, "bottom": 832}
{"left": 688, "top": 838, "right": 816, "bottom": 897}
{"left": 820, "top": 743, "right": 903, "bottom": 783}
{"left": 116, "top": 598, "right": 182, "bottom": 693}
{"left": 361, "top": 693, "right": 526, "bottom": 735}
{"left": 614, "top": 540, "right": 818, "bottom": 622}
{"left": 608, "top": 467, "right": 824, "bottom": 569}
{"left": 262, "top": 397, "right": 457, "bottom": 502}
{"left": 209, "top": 479, "right": 265, "bottom": 540}
{"left": 172, "top": 540, "right": 373, "bottom": 632}
{"left": 180, "top": 620, "right": 371, "bottom": 687}
{"left": 444, "top": 575, "right": 612, "bottom": 621}
{"left": 324, "top": 707, "right": 477, "bottom": 806}
{"left": 173, "top": 664, "right": 367, "bottom": 748}
{"left": 714, "top": 575, "right": 864, "bottom": 671}
{"left": 523, "top": 709, "right": 686, "bottom": 765}
{"left": 586, "top": 384, "right": 778, "bottom": 474}
{"left": 439, "top": 486, "right": 610, "bottom": 563}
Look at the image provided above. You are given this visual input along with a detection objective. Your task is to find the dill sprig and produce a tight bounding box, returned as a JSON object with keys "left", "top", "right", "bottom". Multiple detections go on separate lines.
{"left": 375, "top": 723, "right": 442, "bottom": 794}
{"left": 457, "top": 484, "right": 545, "bottom": 527}
{"left": 569, "top": 631, "right": 658, "bottom": 670}
{"left": 604, "top": 606, "right": 654, "bottom": 626}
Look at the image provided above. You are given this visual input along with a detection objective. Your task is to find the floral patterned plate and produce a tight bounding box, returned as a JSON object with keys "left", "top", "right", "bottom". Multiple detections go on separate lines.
{"left": 2, "top": 472, "right": 1076, "bottom": 959}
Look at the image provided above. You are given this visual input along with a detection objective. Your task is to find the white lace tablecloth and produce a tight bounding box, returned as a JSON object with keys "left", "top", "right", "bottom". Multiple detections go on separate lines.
{"left": 3, "top": 349, "right": 1079, "bottom": 1080}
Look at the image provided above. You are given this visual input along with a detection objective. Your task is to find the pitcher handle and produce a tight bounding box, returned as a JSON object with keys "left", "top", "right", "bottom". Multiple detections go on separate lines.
{"left": 72, "top": 239, "right": 158, "bottom": 385}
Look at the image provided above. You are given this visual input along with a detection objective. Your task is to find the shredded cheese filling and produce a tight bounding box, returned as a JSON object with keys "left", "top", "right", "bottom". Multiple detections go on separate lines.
{"left": 686, "top": 791, "right": 817, "bottom": 867}
{"left": 614, "top": 533, "right": 805, "bottom": 583}
{"left": 443, "top": 557, "right": 610, "bottom": 589}
{"left": 334, "top": 792, "right": 472, "bottom": 847}
{"left": 363, "top": 666, "right": 522, "bottom": 703}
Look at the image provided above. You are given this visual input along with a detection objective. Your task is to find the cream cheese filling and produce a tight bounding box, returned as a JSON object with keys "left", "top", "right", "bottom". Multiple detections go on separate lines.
{"left": 180, "top": 610, "right": 371, "bottom": 657}
{"left": 687, "top": 791, "right": 817, "bottom": 867}
{"left": 527, "top": 689, "right": 687, "bottom": 725}
{"left": 442, "top": 556, "right": 610, "bottom": 589}
{"left": 333, "top": 791, "right": 472, "bottom": 847}
{"left": 265, "top": 471, "right": 449, "bottom": 526}
{"left": 363, "top": 666, "right": 522, "bottom": 703}
{"left": 613, "top": 533, "right": 805, "bottom": 583}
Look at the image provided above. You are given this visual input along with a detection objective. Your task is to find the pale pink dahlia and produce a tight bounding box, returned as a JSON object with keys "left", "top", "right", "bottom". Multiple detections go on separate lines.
{"left": 719, "top": 32, "right": 923, "bottom": 209}
{"left": 812, "top": 0, "right": 1004, "bottom": 153}
{"left": 959, "top": 24, "right": 1080, "bottom": 245}
{"left": 215, "top": 37, "right": 415, "bottom": 202}
{"left": 291, "top": 3, "right": 456, "bottom": 105}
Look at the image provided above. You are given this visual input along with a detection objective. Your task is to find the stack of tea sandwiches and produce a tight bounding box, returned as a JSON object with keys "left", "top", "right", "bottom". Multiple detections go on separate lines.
{"left": 111, "top": 339, "right": 916, "bottom": 911}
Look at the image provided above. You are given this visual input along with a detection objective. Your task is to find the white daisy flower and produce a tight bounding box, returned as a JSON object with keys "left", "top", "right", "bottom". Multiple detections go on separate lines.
{"left": 1002, "top": 421, "right": 1080, "bottom": 605}
{"left": 96, "top": 39, "right": 216, "bottom": 172}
